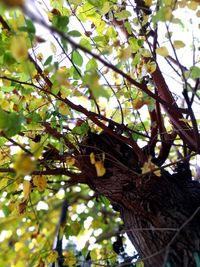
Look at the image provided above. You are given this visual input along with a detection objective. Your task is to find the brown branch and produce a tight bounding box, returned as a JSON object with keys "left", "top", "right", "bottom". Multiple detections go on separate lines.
{"left": 0, "top": 133, "right": 32, "bottom": 155}
{"left": 151, "top": 65, "right": 198, "bottom": 152}
{"left": 42, "top": 122, "right": 78, "bottom": 153}
{"left": 182, "top": 89, "right": 200, "bottom": 151}
{"left": 148, "top": 108, "right": 159, "bottom": 156}
{"left": 0, "top": 168, "right": 87, "bottom": 183}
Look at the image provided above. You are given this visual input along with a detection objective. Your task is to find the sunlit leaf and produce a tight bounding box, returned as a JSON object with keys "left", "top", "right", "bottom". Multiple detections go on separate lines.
{"left": 66, "top": 156, "right": 75, "bottom": 166}
{"left": 119, "top": 46, "right": 132, "bottom": 61}
{"left": 33, "top": 175, "right": 47, "bottom": 192}
{"left": 13, "top": 153, "right": 36, "bottom": 176}
{"left": 90, "top": 152, "right": 96, "bottom": 165}
{"left": 146, "top": 61, "right": 157, "bottom": 74}
{"left": 190, "top": 66, "right": 200, "bottom": 79}
{"left": 95, "top": 161, "right": 106, "bottom": 177}
{"left": 153, "top": 6, "right": 172, "bottom": 22}
{"left": 72, "top": 50, "right": 83, "bottom": 67}
{"left": 156, "top": 46, "right": 169, "bottom": 57}
{"left": 63, "top": 251, "right": 76, "bottom": 266}
{"left": 132, "top": 98, "right": 145, "bottom": 110}
{"left": 23, "top": 180, "right": 31, "bottom": 200}
{"left": 141, "top": 157, "right": 161, "bottom": 177}
{"left": 173, "top": 40, "right": 185, "bottom": 49}
{"left": 10, "top": 35, "right": 28, "bottom": 61}
{"left": 115, "top": 10, "right": 131, "bottom": 20}
{"left": 47, "top": 250, "right": 58, "bottom": 263}
{"left": 0, "top": 177, "right": 8, "bottom": 190}
{"left": 86, "top": 58, "right": 98, "bottom": 71}
{"left": 129, "top": 37, "right": 143, "bottom": 53}
{"left": 144, "top": 0, "right": 152, "bottom": 6}
{"left": 187, "top": 1, "right": 198, "bottom": 10}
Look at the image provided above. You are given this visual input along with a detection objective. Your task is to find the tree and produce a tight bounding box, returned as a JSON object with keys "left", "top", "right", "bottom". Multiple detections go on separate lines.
{"left": 0, "top": 0, "right": 200, "bottom": 266}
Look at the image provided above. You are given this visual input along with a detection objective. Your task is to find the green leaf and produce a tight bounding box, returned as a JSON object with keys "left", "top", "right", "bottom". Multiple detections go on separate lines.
{"left": 136, "top": 260, "right": 144, "bottom": 267}
{"left": 25, "top": 19, "right": 36, "bottom": 34}
{"left": 86, "top": 58, "right": 98, "bottom": 71}
{"left": 190, "top": 66, "right": 200, "bottom": 79}
{"left": 44, "top": 55, "right": 53, "bottom": 66}
{"left": 115, "top": 10, "right": 131, "bottom": 20}
{"left": 72, "top": 122, "right": 89, "bottom": 136}
{"left": 88, "top": 0, "right": 102, "bottom": 7}
{"left": 0, "top": 109, "right": 23, "bottom": 137}
{"left": 80, "top": 38, "right": 92, "bottom": 51}
{"left": 72, "top": 50, "right": 83, "bottom": 67}
{"left": 128, "top": 37, "right": 142, "bottom": 53}
{"left": 152, "top": 7, "right": 172, "bottom": 23}
{"left": 68, "top": 30, "right": 82, "bottom": 37}
{"left": 52, "top": 15, "right": 69, "bottom": 32}
{"left": 83, "top": 71, "right": 110, "bottom": 99}
{"left": 19, "top": 19, "right": 36, "bottom": 35}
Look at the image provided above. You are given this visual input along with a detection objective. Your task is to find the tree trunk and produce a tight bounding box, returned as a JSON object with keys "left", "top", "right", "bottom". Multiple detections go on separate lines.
{"left": 81, "top": 133, "right": 200, "bottom": 267}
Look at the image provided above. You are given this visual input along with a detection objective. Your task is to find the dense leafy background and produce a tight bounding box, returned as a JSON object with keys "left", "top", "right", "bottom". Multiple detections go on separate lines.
{"left": 0, "top": 0, "right": 199, "bottom": 266}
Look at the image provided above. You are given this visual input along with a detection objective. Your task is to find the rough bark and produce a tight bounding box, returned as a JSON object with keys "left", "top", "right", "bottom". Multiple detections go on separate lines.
{"left": 80, "top": 132, "right": 200, "bottom": 267}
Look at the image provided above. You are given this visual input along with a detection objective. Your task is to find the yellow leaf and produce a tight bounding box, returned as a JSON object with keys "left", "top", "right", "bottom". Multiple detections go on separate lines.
{"left": 0, "top": 147, "right": 10, "bottom": 165}
{"left": 95, "top": 161, "right": 106, "bottom": 177}
{"left": 15, "top": 242, "right": 24, "bottom": 252}
{"left": 66, "top": 157, "right": 75, "bottom": 166}
{"left": 173, "top": 40, "right": 185, "bottom": 49}
{"left": 187, "top": 1, "right": 198, "bottom": 10}
{"left": 30, "top": 142, "right": 44, "bottom": 159}
{"left": 33, "top": 175, "right": 47, "bottom": 192}
{"left": 90, "top": 152, "right": 96, "bottom": 165}
{"left": 90, "top": 249, "right": 98, "bottom": 260}
{"left": 101, "top": 2, "right": 110, "bottom": 15}
{"left": 163, "top": 6, "right": 173, "bottom": 20}
{"left": 119, "top": 46, "right": 132, "bottom": 61}
{"left": 132, "top": 98, "right": 144, "bottom": 110}
{"left": 23, "top": 180, "right": 31, "bottom": 200}
{"left": 36, "top": 53, "right": 43, "bottom": 61}
{"left": 58, "top": 102, "right": 71, "bottom": 115}
{"left": 142, "top": 49, "right": 152, "bottom": 58}
{"left": 10, "top": 35, "right": 28, "bottom": 61}
{"left": 156, "top": 46, "right": 169, "bottom": 57}
{"left": 63, "top": 251, "right": 76, "bottom": 266}
{"left": 146, "top": 61, "right": 157, "bottom": 74}
{"left": 47, "top": 250, "right": 58, "bottom": 263}
{"left": 144, "top": 0, "right": 152, "bottom": 6}
{"left": 0, "top": 177, "right": 8, "bottom": 190}
{"left": 13, "top": 153, "right": 36, "bottom": 176}
{"left": 141, "top": 157, "right": 161, "bottom": 177}
{"left": 178, "top": 0, "right": 186, "bottom": 8}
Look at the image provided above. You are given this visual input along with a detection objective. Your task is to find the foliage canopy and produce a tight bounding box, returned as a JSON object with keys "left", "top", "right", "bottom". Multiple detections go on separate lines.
{"left": 0, "top": 0, "right": 199, "bottom": 266}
